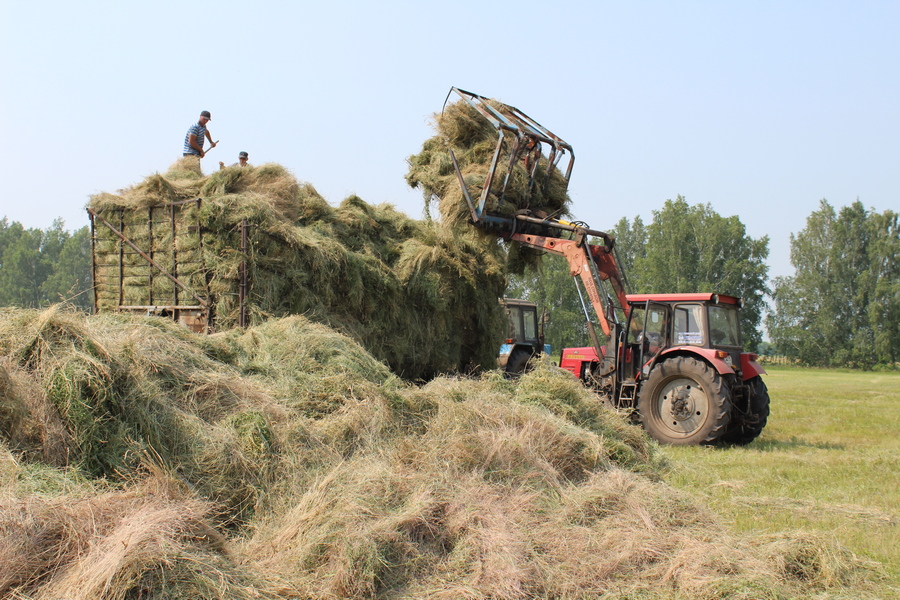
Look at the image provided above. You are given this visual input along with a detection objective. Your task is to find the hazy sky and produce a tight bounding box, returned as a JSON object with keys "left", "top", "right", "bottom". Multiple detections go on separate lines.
{"left": 2, "top": 1, "right": 897, "bottom": 279}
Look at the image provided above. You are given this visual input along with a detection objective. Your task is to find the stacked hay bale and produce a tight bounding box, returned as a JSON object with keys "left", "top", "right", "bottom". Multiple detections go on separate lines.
{"left": 89, "top": 95, "right": 573, "bottom": 380}
{"left": 89, "top": 158, "right": 507, "bottom": 380}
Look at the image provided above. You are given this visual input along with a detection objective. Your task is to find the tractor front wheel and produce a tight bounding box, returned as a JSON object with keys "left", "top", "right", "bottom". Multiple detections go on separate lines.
{"left": 505, "top": 347, "right": 534, "bottom": 377}
{"left": 637, "top": 356, "right": 731, "bottom": 445}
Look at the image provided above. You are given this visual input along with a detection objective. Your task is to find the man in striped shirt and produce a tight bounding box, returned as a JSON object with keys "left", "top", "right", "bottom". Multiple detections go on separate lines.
{"left": 183, "top": 110, "right": 217, "bottom": 157}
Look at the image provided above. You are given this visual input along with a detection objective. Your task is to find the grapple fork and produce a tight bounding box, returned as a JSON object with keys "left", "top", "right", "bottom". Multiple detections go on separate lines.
{"left": 444, "top": 86, "right": 575, "bottom": 225}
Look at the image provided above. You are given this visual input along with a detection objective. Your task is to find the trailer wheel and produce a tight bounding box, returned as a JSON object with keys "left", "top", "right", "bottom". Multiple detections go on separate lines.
{"left": 720, "top": 376, "right": 770, "bottom": 445}
{"left": 505, "top": 347, "right": 534, "bottom": 377}
{"left": 638, "top": 356, "right": 731, "bottom": 445}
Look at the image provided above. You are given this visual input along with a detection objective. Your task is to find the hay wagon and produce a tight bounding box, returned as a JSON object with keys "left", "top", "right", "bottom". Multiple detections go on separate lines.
{"left": 88, "top": 199, "right": 249, "bottom": 334}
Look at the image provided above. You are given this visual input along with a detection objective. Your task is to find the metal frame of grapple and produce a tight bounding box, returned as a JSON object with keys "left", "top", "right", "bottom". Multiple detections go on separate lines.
{"left": 445, "top": 86, "right": 575, "bottom": 227}
{"left": 444, "top": 86, "right": 630, "bottom": 361}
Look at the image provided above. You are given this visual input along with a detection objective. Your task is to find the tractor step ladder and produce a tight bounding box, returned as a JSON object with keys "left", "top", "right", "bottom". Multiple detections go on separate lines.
{"left": 618, "top": 381, "right": 640, "bottom": 403}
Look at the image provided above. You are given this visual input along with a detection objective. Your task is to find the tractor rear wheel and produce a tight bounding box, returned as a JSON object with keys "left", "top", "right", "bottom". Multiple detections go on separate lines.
{"left": 637, "top": 356, "right": 731, "bottom": 445}
{"left": 720, "top": 376, "right": 770, "bottom": 445}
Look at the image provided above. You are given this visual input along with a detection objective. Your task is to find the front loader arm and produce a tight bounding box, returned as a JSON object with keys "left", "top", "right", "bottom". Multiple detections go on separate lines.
{"left": 511, "top": 231, "right": 629, "bottom": 337}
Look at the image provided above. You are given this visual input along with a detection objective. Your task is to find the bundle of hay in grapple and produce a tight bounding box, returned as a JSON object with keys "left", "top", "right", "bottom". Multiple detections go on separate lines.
{"left": 88, "top": 158, "right": 506, "bottom": 380}
{"left": 405, "top": 96, "right": 574, "bottom": 271}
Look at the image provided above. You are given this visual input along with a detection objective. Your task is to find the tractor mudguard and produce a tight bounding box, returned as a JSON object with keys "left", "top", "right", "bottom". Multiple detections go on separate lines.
{"left": 740, "top": 354, "right": 767, "bottom": 380}
{"left": 659, "top": 347, "right": 734, "bottom": 376}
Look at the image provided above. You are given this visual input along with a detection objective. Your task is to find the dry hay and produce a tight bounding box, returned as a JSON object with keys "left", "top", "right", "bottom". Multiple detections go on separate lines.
{"left": 0, "top": 307, "right": 882, "bottom": 599}
{"left": 0, "top": 306, "right": 287, "bottom": 523}
{"left": 405, "top": 97, "right": 573, "bottom": 275}
{"left": 87, "top": 160, "right": 506, "bottom": 380}
{"left": 242, "top": 369, "right": 878, "bottom": 600}
{"left": 406, "top": 97, "right": 573, "bottom": 228}
{"left": 0, "top": 474, "right": 279, "bottom": 600}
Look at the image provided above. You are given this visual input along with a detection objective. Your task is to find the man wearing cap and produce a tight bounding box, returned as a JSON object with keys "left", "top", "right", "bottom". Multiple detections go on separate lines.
{"left": 219, "top": 151, "right": 250, "bottom": 170}
{"left": 183, "top": 111, "right": 216, "bottom": 158}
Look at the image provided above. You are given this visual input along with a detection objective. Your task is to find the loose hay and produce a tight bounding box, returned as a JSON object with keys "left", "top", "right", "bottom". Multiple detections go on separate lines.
{"left": 0, "top": 476, "right": 277, "bottom": 600}
{"left": 0, "top": 307, "right": 881, "bottom": 599}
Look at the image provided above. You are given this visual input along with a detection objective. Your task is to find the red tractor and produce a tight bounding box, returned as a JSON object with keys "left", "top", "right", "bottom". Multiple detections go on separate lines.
{"left": 559, "top": 293, "right": 769, "bottom": 445}
{"left": 446, "top": 87, "right": 770, "bottom": 445}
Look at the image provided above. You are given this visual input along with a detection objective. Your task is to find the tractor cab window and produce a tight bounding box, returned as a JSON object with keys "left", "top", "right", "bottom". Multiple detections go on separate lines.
{"left": 506, "top": 305, "right": 523, "bottom": 341}
{"left": 673, "top": 304, "right": 706, "bottom": 346}
{"left": 627, "top": 304, "right": 668, "bottom": 352}
{"left": 505, "top": 304, "right": 539, "bottom": 343}
{"left": 708, "top": 305, "right": 741, "bottom": 347}
{"left": 522, "top": 307, "right": 538, "bottom": 341}
{"left": 626, "top": 303, "right": 669, "bottom": 378}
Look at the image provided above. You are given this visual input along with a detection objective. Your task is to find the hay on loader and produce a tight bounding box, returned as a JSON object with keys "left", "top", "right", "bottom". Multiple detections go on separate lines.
{"left": 405, "top": 97, "right": 573, "bottom": 231}
{"left": 88, "top": 160, "right": 507, "bottom": 380}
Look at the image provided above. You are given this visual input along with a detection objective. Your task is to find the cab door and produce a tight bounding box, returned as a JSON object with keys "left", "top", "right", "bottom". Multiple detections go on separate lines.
{"left": 621, "top": 301, "right": 670, "bottom": 381}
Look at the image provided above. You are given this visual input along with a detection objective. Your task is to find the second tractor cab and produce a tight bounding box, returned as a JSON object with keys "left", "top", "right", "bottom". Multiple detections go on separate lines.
{"left": 560, "top": 293, "right": 769, "bottom": 446}
{"left": 498, "top": 298, "right": 550, "bottom": 375}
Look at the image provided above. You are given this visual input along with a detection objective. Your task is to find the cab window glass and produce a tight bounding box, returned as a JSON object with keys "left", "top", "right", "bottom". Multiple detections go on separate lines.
{"left": 627, "top": 306, "right": 646, "bottom": 344}
{"left": 507, "top": 307, "right": 522, "bottom": 339}
{"left": 627, "top": 305, "right": 667, "bottom": 348}
{"left": 708, "top": 305, "right": 741, "bottom": 346}
{"left": 523, "top": 308, "right": 537, "bottom": 340}
{"left": 673, "top": 304, "right": 705, "bottom": 346}
{"left": 644, "top": 306, "right": 667, "bottom": 351}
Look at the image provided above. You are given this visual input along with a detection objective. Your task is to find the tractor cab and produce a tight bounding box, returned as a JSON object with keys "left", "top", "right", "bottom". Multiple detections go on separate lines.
{"left": 626, "top": 293, "right": 745, "bottom": 344}
{"left": 622, "top": 293, "right": 754, "bottom": 383}
{"left": 498, "top": 298, "right": 550, "bottom": 375}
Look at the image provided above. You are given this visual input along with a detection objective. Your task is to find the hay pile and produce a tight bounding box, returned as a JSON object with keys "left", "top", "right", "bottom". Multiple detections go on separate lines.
{"left": 89, "top": 96, "right": 576, "bottom": 379}
{"left": 89, "top": 157, "right": 506, "bottom": 380}
{"left": 0, "top": 306, "right": 880, "bottom": 599}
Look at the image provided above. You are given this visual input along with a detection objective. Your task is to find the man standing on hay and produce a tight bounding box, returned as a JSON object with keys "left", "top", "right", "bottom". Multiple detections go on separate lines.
{"left": 183, "top": 110, "right": 217, "bottom": 159}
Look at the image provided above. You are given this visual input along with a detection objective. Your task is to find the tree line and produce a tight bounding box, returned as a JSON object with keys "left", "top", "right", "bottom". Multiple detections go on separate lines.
{"left": 0, "top": 218, "right": 92, "bottom": 310}
{"left": 766, "top": 200, "right": 900, "bottom": 369}
{"left": 3, "top": 197, "right": 898, "bottom": 369}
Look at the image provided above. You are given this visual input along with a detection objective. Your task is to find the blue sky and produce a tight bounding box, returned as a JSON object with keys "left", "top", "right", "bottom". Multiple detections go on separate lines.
{"left": 1, "top": 0, "right": 897, "bottom": 279}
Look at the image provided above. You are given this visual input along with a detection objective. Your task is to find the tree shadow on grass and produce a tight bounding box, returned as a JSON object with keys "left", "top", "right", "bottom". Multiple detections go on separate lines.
{"left": 750, "top": 436, "right": 846, "bottom": 451}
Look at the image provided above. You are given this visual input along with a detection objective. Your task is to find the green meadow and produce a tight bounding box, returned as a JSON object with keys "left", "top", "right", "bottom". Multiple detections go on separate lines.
{"left": 663, "top": 366, "right": 900, "bottom": 593}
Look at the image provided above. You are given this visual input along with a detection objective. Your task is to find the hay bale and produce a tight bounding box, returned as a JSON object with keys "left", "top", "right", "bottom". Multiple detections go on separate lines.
{"left": 87, "top": 162, "right": 507, "bottom": 380}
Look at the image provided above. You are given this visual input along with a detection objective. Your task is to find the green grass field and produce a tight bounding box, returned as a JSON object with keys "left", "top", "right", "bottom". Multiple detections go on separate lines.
{"left": 662, "top": 366, "right": 900, "bottom": 593}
